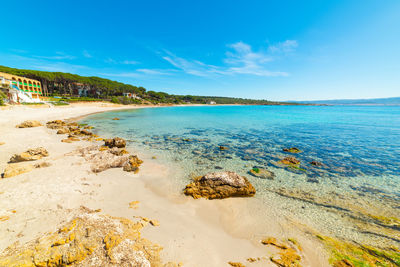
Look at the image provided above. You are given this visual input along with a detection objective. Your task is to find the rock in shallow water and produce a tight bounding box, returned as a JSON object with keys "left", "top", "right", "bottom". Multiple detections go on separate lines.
{"left": 249, "top": 167, "right": 275, "bottom": 180}
{"left": 184, "top": 171, "right": 256, "bottom": 199}
{"left": 105, "top": 137, "right": 126, "bottom": 148}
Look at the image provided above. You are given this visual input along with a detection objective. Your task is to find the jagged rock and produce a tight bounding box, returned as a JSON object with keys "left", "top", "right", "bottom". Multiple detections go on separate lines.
{"left": 46, "top": 120, "right": 66, "bottom": 130}
{"left": 57, "top": 128, "right": 70, "bottom": 134}
{"left": 87, "top": 151, "right": 131, "bottom": 173}
{"left": 249, "top": 167, "right": 275, "bottom": 179}
{"left": 184, "top": 171, "right": 256, "bottom": 199}
{"left": 0, "top": 211, "right": 177, "bottom": 267}
{"left": 16, "top": 120, "right": 42, "bottom": 128}
{"left": 279, "top": 157, "right": 300, "bottom": 166}
{"left": 105, "top": 137, "right": 126, "bottom": 148}
{"left": 3, "top": 163, "right": 34, "bottom": 178}
{"left": 9, "top": 147, "right": 49, "bottom": 163}
{"left": 69, "top": 146, "right": 143, "bottom": 173}
{"left": 283, "top": 147, "right": 302, "bottom": 153}
{"left": 123, "top": 155, "right": 143, "bottom": 173}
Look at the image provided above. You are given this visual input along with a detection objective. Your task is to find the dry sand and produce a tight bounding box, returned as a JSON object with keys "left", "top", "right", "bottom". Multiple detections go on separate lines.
{"left": 0, "top": 103, "right": 329, "bottom": 266}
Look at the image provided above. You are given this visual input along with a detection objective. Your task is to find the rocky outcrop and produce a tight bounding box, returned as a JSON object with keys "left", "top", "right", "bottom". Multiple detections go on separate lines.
{"left": 105, "top": 137, "right": 126, "bottom": 148}
{"left": 69, "top": 145, "right": 142, "bottom": 173}
{"left": 283, "top": 147, "right": 302, "bottom": 153}
{"left": 2, "top": 163, "right": 34, "bottom": 178}
{"left": 9, "top": 147, "right": 49, "bottom": 163}
{"left": 184, "top": 171, "right": 256, "bottom": 199}
{"left": 16, "top": 120, "right": 42, "bottom": 128}
{"left": 0, "top": 210, "right": 178, "bottom": 266}
{"left": 123, "top": 155, "right": 144, "bottom": 173}
{"left": 249, "top": 168, "right": 275, "bottom": 179}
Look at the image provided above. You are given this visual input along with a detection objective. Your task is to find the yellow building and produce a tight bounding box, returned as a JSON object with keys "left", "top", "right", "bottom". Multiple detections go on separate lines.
{"left": 0, "top": 71, "right": 43, "bottom": 98}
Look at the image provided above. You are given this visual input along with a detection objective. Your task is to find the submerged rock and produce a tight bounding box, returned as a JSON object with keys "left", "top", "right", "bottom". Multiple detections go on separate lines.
{"left": 184, "top": 171, "right": 256, "bottom": 199}
{"left": 16, "top": 120, "right": 42, "bottom": 128}
{"left": 310, "top": 161, "right": 324, "bottom": 167}
{"left": 283, "top": 147, "right": 302, "bottom": 153}
{"left": 9, "top": 147, "right": 49, "bottom": 163}
{"left": 0, "top": 210, "right": 177, "bottom": 266}
{"left": 279, "top": 156, "right": 300, "bottom": 166}
{"left": 105, "top": 137, "right": 126, "bottom": 148}
{"left": 3, "top": 163, "right": 34, "bottom": 178}
{"left": 249, "top": 167, "right": 275, "bottom": 179}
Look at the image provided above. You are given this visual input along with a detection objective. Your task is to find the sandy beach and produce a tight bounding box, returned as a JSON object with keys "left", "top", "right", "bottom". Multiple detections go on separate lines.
{"left": 0, "top": 103, "right": 329, "bottom": 266}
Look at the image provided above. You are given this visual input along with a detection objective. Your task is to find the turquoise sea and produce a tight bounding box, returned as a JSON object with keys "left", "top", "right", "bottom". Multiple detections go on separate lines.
{"left": 82, "top": 105, "right": 400, "bottom": 247}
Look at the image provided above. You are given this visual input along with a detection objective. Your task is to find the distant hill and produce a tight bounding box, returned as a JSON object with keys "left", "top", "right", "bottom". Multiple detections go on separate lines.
{"left": 296, "top": 97, "right": 400, "bottom": 105}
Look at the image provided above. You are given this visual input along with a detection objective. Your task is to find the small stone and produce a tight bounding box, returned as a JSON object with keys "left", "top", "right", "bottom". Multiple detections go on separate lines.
{"left": 34, "top": 162, "right": 52, "bottom": 168}
{"left": 219, "top": 145, "right": 229, "bottom": 150}
{"left": 0, "top": 142, "right": 5, "bottom": 146}
{"left": 129, "top": 201, "right": 140, "bottom": 209}
{"left": 149, "top": 220, "right": 160, "bottom": 226}
{"left": 112, "top": 117, "right": 120, "bottom": 120}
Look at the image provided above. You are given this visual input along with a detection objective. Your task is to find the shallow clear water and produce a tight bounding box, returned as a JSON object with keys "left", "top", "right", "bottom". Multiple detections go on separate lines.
{"left": 82, "top": 105, "right": 400, "bottom": 245}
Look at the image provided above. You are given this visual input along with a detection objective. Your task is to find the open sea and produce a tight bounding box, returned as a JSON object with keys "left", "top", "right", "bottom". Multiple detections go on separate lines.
{"left": 81, "top": 105, "right": 400, "bottom": 247}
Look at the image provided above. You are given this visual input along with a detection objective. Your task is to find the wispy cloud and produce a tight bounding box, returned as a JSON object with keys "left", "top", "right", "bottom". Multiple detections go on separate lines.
{"left": 161, "top": 40, "right": 294, "bottom": 77}
{"left": 83, "top": 50, "right": 92, "bottom": 58}
{"left": 122, "top": 60, "right": 139, "bottom": 65}
{"left": 268, "top": 40, "right": 298, "bottom": 53}
{"left": 33, "top": 51, "right": 75, "bottom": 60}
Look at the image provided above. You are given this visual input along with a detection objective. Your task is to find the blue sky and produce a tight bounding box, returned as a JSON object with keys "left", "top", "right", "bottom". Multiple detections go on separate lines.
{"left": 1, "top": 0, "right": 399, "bottom": 100}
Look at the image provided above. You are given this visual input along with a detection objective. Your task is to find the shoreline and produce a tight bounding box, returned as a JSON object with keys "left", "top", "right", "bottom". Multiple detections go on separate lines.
{"left": 0, "top": 103, "right": 329, "bottom": 266}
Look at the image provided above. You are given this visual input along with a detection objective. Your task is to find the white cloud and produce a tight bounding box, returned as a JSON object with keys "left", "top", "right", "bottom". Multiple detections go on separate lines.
{"left": 83, "top": 50, "right": 92, "bottom": 58}
{"left": 162, "top": 40, "right": 295, "bottom": 77}
{"left": 33, "top": 51, "right": 75, "bottom": 60}
{"left": 122, "top": 60, "right": 139, "bottom": 65}
{"left": 268, "top": 40, "right": 298, "bottom": 53}
{"left": 136, "top": 68, "right": 172, "bottom": 75}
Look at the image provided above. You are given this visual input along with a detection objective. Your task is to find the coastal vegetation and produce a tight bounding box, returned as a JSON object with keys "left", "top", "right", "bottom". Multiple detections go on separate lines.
{"left": 0, "top": 65, "right": 298, "bottom": 105}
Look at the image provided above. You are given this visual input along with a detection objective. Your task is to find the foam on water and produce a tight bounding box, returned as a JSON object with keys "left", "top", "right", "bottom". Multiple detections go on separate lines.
{"left": 81, "top": 105, "right": 400, "bottom": 247}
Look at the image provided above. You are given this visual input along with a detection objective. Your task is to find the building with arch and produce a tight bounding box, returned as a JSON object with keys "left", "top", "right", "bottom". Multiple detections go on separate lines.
{"left": 0, "top": 71, "right": 43, "bottom": 99}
